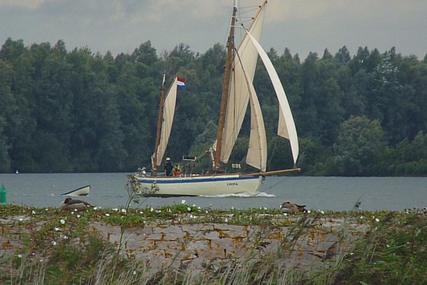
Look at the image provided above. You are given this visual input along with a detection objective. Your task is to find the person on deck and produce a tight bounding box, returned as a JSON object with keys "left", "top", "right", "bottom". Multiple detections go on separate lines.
{"left": 165, "top": 157, "right": 173, "bottom": 176}
{"left": 173, "top": 165, "right": 182, "bottom": 177}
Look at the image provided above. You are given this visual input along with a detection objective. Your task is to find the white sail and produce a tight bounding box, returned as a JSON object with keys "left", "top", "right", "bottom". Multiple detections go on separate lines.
{"left": 152, "top": 77, "right": 178, "bottom": 167}
{"left": 233, "top": 48, "right": 267, "bottom": 171}
{"left": 246, "top": 78, "right": 267, "bottom": 171}
{"left": 246, "top": 31, "right": 299, "bottom": 165}
{"left": 220, "top": 2, "right": 266, "bottom": 164}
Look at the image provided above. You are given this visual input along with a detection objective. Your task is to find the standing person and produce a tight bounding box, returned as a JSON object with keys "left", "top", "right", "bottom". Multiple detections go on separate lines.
{"left": 165, "top": 157, "right": 173, "bottom": 176}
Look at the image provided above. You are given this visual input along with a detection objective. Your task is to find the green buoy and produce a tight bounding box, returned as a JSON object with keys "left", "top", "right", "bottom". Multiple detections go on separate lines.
{"left": 0, "top": 184, "right": 6, "bottom": 205}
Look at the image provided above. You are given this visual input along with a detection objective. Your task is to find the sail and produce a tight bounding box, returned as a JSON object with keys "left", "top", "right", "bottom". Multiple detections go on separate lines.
{"left": 233, "top": 46, "right": 267, "bottom": 172}
{"left": 219, "top": 2, "right": 266, "bottom": 164}
{"left": 246, "top": 77, "right": 267, "bottom": 172}
{"left": 152, "top": 77, "right": 178, "bottom": 167}
{"left": 246, "top": 32, "right": 299, "bottom": 165}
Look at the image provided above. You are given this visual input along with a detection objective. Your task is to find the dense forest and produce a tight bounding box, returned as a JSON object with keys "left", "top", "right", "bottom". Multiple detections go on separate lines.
{"left": 0, "top": 38, "right": 426, "bottom": 175}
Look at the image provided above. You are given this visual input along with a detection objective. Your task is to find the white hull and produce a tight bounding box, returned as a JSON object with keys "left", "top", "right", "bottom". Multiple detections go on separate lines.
{"left": 61, "top": 185, "right": 91, "bottom": 197}
{"left": 131, "top": 174, "right": 263, "bottom": 197}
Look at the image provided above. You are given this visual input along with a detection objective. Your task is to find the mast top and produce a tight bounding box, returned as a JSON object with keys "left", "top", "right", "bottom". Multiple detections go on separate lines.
{"left": 233, "top": 0, "right": 238, "bottom": 9}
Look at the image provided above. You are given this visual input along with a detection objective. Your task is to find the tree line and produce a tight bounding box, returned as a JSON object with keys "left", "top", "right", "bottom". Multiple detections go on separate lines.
{"left": 0, "top": 38, "right": 426, "bottom": 175}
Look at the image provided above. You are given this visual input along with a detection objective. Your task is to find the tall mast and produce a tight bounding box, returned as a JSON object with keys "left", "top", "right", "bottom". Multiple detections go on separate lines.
{"left": 152, "top": 74, "right": 166, "bottom": 176}
{"left": 214, "top": 1, "right": 238, "bottom": 170}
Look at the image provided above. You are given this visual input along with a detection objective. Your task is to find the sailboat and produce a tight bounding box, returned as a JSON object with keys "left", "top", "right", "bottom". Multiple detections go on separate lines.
{"left": 128, "top": 0, "right": 300, "bottom": 197}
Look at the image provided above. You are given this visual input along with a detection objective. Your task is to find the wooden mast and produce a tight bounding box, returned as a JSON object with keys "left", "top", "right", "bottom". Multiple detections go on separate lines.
{"left": 152, "top": 74, "right": 166, "bottom": 176}
{"left": 214, "top": 1, "right": 238, "bottom": 170}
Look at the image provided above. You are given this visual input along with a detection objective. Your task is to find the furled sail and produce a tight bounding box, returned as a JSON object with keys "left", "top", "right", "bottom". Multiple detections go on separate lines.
{"left": 152, "top": 77, "right": 178, "bottom": 168}
{"left": 219, "top": 2, "right": 266, "bottom": 164}
{"left": 246, "top": 32, "right": 299, "bottom": 165}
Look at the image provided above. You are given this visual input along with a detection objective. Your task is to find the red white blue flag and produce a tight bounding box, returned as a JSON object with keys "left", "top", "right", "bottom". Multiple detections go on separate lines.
{"left": 177, "top": 77, "right": 186, "bottom": 90}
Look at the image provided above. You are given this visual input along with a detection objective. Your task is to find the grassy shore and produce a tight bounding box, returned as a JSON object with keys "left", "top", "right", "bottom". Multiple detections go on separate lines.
{"left": 0, "top": 204, "right": 426, "bottom": 284}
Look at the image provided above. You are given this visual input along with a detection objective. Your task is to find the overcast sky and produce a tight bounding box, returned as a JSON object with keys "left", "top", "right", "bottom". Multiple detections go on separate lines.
{"left": 1, "top": 0, "right": 426, "bottom": 58}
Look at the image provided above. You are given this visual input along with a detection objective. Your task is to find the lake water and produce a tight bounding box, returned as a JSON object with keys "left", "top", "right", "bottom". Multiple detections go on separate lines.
{"left": 0, "top": 173, "right": 426, "bottom": 211}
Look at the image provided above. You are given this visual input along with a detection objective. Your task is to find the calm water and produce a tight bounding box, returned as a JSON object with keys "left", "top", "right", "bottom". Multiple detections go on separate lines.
{"left": 0, "top": 173, "right": 426, "bottom": 211}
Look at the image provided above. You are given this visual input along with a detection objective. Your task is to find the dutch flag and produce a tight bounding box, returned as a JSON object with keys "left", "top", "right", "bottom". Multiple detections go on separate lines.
{"left": 177, "top": 77, "right": 186, "bottom": 90}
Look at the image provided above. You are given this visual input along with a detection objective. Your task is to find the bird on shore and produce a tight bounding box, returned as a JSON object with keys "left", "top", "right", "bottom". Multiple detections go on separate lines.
{"left": 60, "top": 198, "right": 93, "bottom": 210}
{"left": 280, "top": 201, "right": 307, "bottom": 213}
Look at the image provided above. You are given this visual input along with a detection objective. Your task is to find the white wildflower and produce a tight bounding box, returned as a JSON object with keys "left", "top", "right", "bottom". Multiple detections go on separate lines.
{"left": 307, "top": 210, "right": 311, "bottom": 214}
{"left": 133, "top": 271, "right": 137, "bottom": 275}
{"left": 76, "top": 215, "right": 81, "bottom": 218}
{"left": 93, "top": 207, "right": 98, "bottom": 210}
{"left": 283, "top": 213, "right": 288, "bottom": 216}
{"left": 18, "top": 218, "right": 23, "bottom": 222}
{"left": 225, "top": 218, "right": 228, "bottom": 223}
{"left": 187, "top": 207, "right": 192, "bottom": 212}
{"left": 150, "top": 207, "right": 154, "bottom": 212}
{"left": 139, "top": 211, "right": 144, "bottom": 214}
{"left": 349, "top": 252, "right": 354, "bottom": 256}
{"left": 63, "top": 235, "right": 68, "bottom": 240}
{"left": 74, "top": 208, "right": 78, "bottom": 212}
{"left": 197, "top": 206, "right": 201, "bottom": 210}
{"left": 205, "top": 210, "right": 209, "bottom": 214}
{"left": 320, "top": 210, "right": 325, "bottom": 215}
{"left": 375, "top": 218, "right": 380, "bottom": 223}
{"left": 52, "top": 241, "right": 57, "bottom": 246}
{"left": 112, "top": 208, "right": 118, "bottom": 212}
{"left": 60, "top": 219, "right": 65, "bottom": 225}
{"left": 386, "top": 244, "right": 390, "bottom": 248}
{"left": 181, "top": 199, "right": 186, "bottom": 204}
{"left": 360, "top": 216, "right": 364, "bottom": 219}
{"left": 121, "top": 209, "right": 127, "bottom": 213}
{"left": 192, "top": 204, "right": 196, "bottom": 207}
{"left": 105, "top": 213, "right": 110, "bottom": 217}
{"left": 31, "top": 210, "right": 36, "bottom": 215}
{"left": 17, "top": 254, "right": 22, "bottom": 258}
{"left": 71, "top": 212, "right": 75, "bottom": 215}
{"left": 54, "top": 227, "right": 60, "bottom": 232}
{"left": 231, "top": 206, "right": 235, "bottom": 210}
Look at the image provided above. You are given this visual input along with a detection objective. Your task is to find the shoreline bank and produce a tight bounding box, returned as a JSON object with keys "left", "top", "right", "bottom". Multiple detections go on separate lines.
{"left": 1, "top": 205, "right": 426, "bottom": 284}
